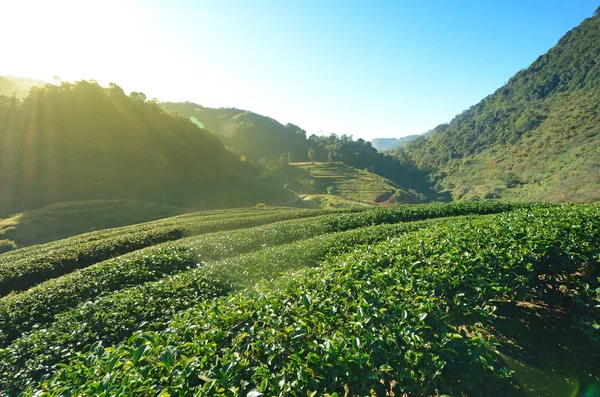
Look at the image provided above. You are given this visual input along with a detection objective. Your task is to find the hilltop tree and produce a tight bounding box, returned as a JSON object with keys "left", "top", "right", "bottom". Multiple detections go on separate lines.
{"left": 130, "top": 91, "right": 147, "bottom": 102}
{"left": 108, "top": 82, "right": 125, "bottom": 96}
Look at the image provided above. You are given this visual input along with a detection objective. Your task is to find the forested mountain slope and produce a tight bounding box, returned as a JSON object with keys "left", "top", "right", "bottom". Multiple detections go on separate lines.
{"left": 0, "top": 81, "right": 293, "bottom": 217}
{"left": 161, "top": 102, "right": 311, "bottom": 161}
{"left": 398, "top": 9, "right": 600, "bottom": 202}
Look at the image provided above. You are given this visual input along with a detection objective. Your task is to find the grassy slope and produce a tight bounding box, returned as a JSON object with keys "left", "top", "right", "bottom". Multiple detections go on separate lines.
{"left": 285, "top": 162, "right": 418, "bottom": 205}
{"left": 0, "top": 199, "right": 184, "bottom": 247}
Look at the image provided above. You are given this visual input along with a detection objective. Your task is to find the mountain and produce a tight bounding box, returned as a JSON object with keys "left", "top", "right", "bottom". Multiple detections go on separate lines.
{"left": 162, "top": 102, "right": 433, "bottom": 197}
{"left": 0, "top": 75, "right": 46, "bottom": 98}
{"left": 0, "top": 81, "right": 294, "bottom": 217}
{"left": 371, "top": 135, "right": 420, "bottom": 151}
{"left": 161, "top": 102, "right": 312, "bottom": 161}
{"left": 371, "top": 138, "right": 399, "bottom": 151}
{"left": 398, "top": 9, "right": 600, "bottom": 202}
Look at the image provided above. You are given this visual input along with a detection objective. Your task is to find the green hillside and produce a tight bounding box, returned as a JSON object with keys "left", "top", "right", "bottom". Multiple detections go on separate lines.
{"left": 0, "top": 199, "right": 184, "bottom": 248}
{"left": 161, "top": 102, "right": 311, "bottom": 161}
{"left": 0, "top": 81, "right": 294, "bottom": 217}
{"left": 161, "top": 102, "right": 430, "bottom": 197}
{"left": 284, "top": 162, "right": 419, "bottom": 205}
{"left": 398, "top": 11, "right": 600, "bottom": 202}
{"left": 0, "top": 202, "right": 598, "bottom": 396}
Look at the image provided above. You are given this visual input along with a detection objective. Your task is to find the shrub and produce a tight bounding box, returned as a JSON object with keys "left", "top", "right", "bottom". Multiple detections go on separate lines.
{"left": 0, "top": 239, "right": 17, "bottom": 254}
{"left": 503, "top": 172, "right": 523, "bottom": 188}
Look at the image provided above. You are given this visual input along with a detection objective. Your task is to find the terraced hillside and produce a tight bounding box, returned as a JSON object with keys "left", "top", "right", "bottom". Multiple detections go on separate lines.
{"left": 0, "top": 202, "right": 598, "bottom": 396}
{"left": 285, "top": 162, "right": 418, "bottom": 205}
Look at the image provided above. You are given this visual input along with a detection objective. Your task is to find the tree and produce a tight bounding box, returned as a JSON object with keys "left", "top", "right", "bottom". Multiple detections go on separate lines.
{"left": 0, "top": 239, "right": 16, "bottom": 254}
{"left": 328, "top": 151, "right": 334, "bottom": 162}
{"left": 503, "top": 172, "right": 522, "bottom": 188}
{"left": 280, "top": 154, "right": 289, "bottom": 167}
{"left": 108, "top": 83, "right": 125, "bottom": 96}
{"left": 308, "top": 148, "right": 316, "bottom": 163}
{"left": 130, "top": 92, "right": 147, "bottom": 102}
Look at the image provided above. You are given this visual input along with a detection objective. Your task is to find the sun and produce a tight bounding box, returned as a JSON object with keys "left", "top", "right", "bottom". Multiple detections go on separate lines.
{"left": 0, "top": 0, "right": 142, "bottom": 84}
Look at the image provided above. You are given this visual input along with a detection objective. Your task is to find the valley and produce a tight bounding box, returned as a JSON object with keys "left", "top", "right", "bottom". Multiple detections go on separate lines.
{"left": 0, "top": 4, "right": 599, "bottom": 397}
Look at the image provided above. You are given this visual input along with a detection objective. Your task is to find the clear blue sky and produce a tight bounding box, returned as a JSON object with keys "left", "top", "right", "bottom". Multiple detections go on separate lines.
{"left": 1, "top": 0, "right": 598, "bottom": 140}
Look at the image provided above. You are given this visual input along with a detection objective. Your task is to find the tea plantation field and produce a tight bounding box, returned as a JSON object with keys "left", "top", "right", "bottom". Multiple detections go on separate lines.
{"left": 0, "top": 202, "right": 598, "bottom": 396}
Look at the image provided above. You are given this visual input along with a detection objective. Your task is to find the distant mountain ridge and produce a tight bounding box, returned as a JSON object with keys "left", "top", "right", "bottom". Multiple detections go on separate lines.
{"left": 0, "top": 75, "right": 46, "bottom": 98}
{"left": 398, "top": 9, "right": 600, "bottom": 202}
{"left": 371, "top": 135, "right": 424, "bottom": 151}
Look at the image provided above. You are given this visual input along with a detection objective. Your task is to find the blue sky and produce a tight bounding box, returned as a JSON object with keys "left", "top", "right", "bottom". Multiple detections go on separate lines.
{"left": 1, "top": 0, "right": 598, "bottom": 139}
